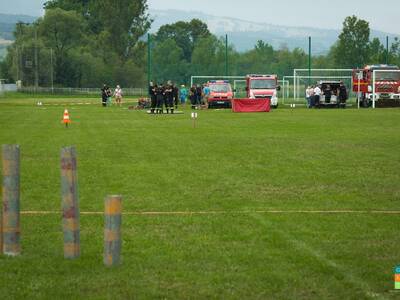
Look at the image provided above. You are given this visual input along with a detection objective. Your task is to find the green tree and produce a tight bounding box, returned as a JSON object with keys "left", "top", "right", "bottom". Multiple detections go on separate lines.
{"left": 153, "top": 38, "right": 186, "bottom": 84}
{"left": 44, "top": 0, "right": 151, "bottom": 60}
{"left": 333, "top": 15, "right": 370, "bottom": 68}
{"left": 38, "top": 8, "right": 85, "bottom": 85}
{"left": 368, "top": 38, "right": 386, "bottom": 64}
{"left": 155, "top": 19, "right": 211, "bottom": 61}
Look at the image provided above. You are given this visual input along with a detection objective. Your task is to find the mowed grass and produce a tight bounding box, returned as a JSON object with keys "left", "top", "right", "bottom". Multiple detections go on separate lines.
{"left": 0, "top": 95, "right": 399, "bottom": 299}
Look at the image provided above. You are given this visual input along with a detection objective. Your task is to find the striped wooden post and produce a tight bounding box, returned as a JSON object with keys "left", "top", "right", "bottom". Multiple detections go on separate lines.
{"left": 104, "top": 195, "right": 122, "bottom": 266}
{"left": 60, "top": 146, "right": 80, "bottom": 259}
{"left": 2, "top": 145, "right": 21, "bottom": 256}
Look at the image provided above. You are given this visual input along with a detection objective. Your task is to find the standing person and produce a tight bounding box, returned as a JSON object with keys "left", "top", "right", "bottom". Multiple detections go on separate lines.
{"left": 203, "top": 83, "right": 210, "bottom": 106}
{"left": 309, "top": 85, "right": 315, "bottom": 108}
{"left": 324, "top": 84, "right": 332, "bottom": 104}
{"left": 156, "top": 83, "right": 165, "bottom": 114}
{"left": 173, "top": 83, "right": 179, "bottom": 109}
{"left": 190, "top": 84, "right": 197, "bottom": 109}
{"left": 179, "top": 85, "right": 187, "bottom": 104}
{"left": 305, "top": 86, "right": 312, "bottom": 108}
{"left": 149, "top": 81, "right": 157, "bottom": 114}
{"left": 313, "top": 84, "right": 322, "bottom": 108}
{"left": 114, "top": 85, "right": 123, "bottom": 107}
{"left": 196, "top": 84, "right": 203, "bottom": 106}
{"left": 101, "top": 84, "right": 108, "bottom": 107}
{"left": 338, "top": 81, "right": 348, "bottom": 108}
{"left": 165, "top": 81, "right": 174, "bottom": 114}
{"left": 106, "top": 86, "right": 113, "bottom": 106}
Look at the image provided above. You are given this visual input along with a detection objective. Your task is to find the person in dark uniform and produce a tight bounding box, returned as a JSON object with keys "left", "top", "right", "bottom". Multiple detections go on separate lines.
{"left": 338, "top": 81, "right": 348, "bottom": 108}
{"left": 196, "top": 84, "right": 203, "bottom": 106}
{"left": 173, "top": 84, "right": 179, "bottom": 109}
{"left": 101, "top": 84, "right": 108, "bottom": 107}
{"left": 164, "top": 81, "right": 174, "bottom": 114}
{"left": 324, "top": 84, "right": 332, "bottom": 104}
{"left": 156, "top": 83, "right": 165, "bottom": 114}
{"left": 190, "top": 84, "right": 197, "bottom": 109}
{"left": 149, "top": 81, "right": 157, "bottom": 114}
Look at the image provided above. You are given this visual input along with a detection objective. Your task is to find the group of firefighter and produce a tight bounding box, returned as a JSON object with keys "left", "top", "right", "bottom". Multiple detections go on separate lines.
{"left": 149, "top": 81, "right": 207, "bottom": 114}
{"left": 149, "top": 81, "right": 179, "bottom": 114}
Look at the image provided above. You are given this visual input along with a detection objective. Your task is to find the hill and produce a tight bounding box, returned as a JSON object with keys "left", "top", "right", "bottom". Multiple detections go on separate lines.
{"left": 149, "top": 9, "right": 400, "bottom": 54}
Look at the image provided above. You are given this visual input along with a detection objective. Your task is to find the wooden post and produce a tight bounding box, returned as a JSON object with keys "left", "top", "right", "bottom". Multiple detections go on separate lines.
{"left": 60, "top": 146, "right": 80, "bottom": 259}
{"left": 104, "top": 195, "right": 122, "bottom": 266}
{"left": 2, "top": 145, "right": 21, "bottom": 256}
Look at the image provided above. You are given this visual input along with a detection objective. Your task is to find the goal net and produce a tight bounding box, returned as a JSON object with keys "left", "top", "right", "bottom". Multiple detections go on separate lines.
{"left": 290, "top": 69, "right": 354, "bottom": 104}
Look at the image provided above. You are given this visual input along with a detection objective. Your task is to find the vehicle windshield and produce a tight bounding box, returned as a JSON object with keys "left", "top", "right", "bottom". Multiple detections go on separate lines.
{"left": 375, "top": 71, "right": 400, "bottom": 81}
{"left": 250, "top": 79, "right": 276, "bottom": 89}
{"left": 209, "top": 84, "right": 231, "bottom": 93}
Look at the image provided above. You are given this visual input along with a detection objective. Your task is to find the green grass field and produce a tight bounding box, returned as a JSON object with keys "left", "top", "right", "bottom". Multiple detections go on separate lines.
{"left": 0, "top": 94, "right": 399, "bottom": 299}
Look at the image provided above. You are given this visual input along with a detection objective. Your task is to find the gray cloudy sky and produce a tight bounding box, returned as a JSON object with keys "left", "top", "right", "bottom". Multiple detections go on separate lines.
{"left": 0, "top": 0, "right": 399, "bottom": 34}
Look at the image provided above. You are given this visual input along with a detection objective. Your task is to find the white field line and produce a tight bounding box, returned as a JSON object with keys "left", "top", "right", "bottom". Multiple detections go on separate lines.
{"left": 20, "top": 210, "right": 400, "bottom": 216}
{"left": 252, "top": 214, "right": 386, "bottom": 300}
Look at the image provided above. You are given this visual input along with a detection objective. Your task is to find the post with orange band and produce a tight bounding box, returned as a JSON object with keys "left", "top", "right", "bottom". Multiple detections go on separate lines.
{"left": 60, "top": 146, "right": 80, "bottom": 259}
{"left": 104, "top": 195, "right": 122, "bottom": 266}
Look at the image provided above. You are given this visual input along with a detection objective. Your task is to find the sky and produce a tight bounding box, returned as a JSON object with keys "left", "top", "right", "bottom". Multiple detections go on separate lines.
{"left": 0, "top": 0, "right": 399, "bottom": 34}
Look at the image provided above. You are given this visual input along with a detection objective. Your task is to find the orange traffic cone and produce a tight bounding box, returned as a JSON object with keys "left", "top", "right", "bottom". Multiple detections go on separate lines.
{"left": 62, "top": 109, "right": 71, "bottom": 128}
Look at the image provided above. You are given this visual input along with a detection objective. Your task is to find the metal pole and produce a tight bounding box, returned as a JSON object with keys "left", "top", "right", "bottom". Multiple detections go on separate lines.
{"left": 104, "top": 195, "right": 122, "bottom": 266}
{"left": 225, "top": 34, "right": 228, "bottom": 77}
{"left": 2, "top": 145, "right": 20, "bottom": 256}
{"left": 293, "top": 69, "right": 296, "bottom": 100}
{"left": 16, "top": 47, "right": 19, "bottom": 81}
{"left": 50, "top": 48, "right": 54, "bottom": 93}
{"left": 357, "top": 73, "right": 361, "bottom": 109}
{"left": 372, "top": 70, "right": 376, "bottom": 109}
{"left": 34, "top": 26, "right": 39, "bottom": 91}
{"left": 386, "top": 36, "right": 389, "bottom": 65}
{"left": 61, "top": 146, "right": 80, "bottom": 259}
{"left": 147, "top": 33, "right": 151, "bottom": 95}
{"left": 308, "top": 36, "right": 311, "bottom": 86}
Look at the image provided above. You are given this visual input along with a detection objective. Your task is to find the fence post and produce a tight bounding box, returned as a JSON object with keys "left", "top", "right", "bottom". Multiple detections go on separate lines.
{"left": 104, "top": 195, "right": 122, "bottom": 266}
{"left": 60, "top": 146, "right": 80, "bottom": 259}
{"left": 2, "top": 145, "right": 21, "bottom": 256}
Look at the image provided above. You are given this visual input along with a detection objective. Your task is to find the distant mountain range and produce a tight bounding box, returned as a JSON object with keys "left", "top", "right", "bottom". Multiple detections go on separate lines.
{"left": 149, "top": 9, "right": 399, "bottom": 54}
{"left": 0, "top": 10, "right": 399, "bottom": 58}
{"left": 0, "top": 14, "right": 37, "bottom": 40}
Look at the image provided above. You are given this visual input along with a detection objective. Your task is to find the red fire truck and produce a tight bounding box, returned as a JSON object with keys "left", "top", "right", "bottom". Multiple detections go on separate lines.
{"left": 352, "top": 64, "right": 400, "bottom": 107}
{"left": 246, "top": 74, "right": 280, "bottom": 108}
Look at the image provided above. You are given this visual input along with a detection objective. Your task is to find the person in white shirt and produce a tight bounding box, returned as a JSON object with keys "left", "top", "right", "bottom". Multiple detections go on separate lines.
{"left": 305, "top": 86, "right": 313, "bottom": 108}
{"left": 313, "top": 85, "right": 322, "bottom": 107}
{"left": 114, "top": 85, "right": 123, "bottom": 107}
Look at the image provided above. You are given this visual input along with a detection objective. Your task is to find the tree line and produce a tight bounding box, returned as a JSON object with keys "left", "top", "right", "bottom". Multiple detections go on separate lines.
{"left": 1, "top": 0, "right": 400, "bottom": 88}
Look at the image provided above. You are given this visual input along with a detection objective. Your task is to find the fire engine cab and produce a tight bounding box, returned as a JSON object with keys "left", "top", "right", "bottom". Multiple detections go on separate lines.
{"left": 246, "top": 74, "right": 280, "bottom": 108}
{"left": 207, "top": 80, "right": 233, "bottom": 108}
{"left": 352, "top": 64, "right": 400, "bottom": 107}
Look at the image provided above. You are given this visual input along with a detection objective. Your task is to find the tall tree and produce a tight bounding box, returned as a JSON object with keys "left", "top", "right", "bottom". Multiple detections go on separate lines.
{"left": 44, "top": 0, "right": 151, "bottom": 60}
{"left": 155, "top": 19, "right": 211, "bottom": 61}
{"left": 368, "top": 38, "right": 386, "bottom": 64}
{"left": 333, "top": 15, "right": 370, "bottom": 68}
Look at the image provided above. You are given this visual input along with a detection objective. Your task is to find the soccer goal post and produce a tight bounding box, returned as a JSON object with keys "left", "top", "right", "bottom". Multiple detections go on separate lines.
{"left": 293, "top": 69, "right": 353, "bottom": 101}
{"left": 372, "top": 69, "right": 400, "bottom": 108}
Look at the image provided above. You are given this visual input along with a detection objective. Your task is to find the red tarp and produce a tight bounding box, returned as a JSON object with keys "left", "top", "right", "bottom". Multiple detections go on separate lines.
{"left": 232, "top": 98, "right": 271, "bottom": 113}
